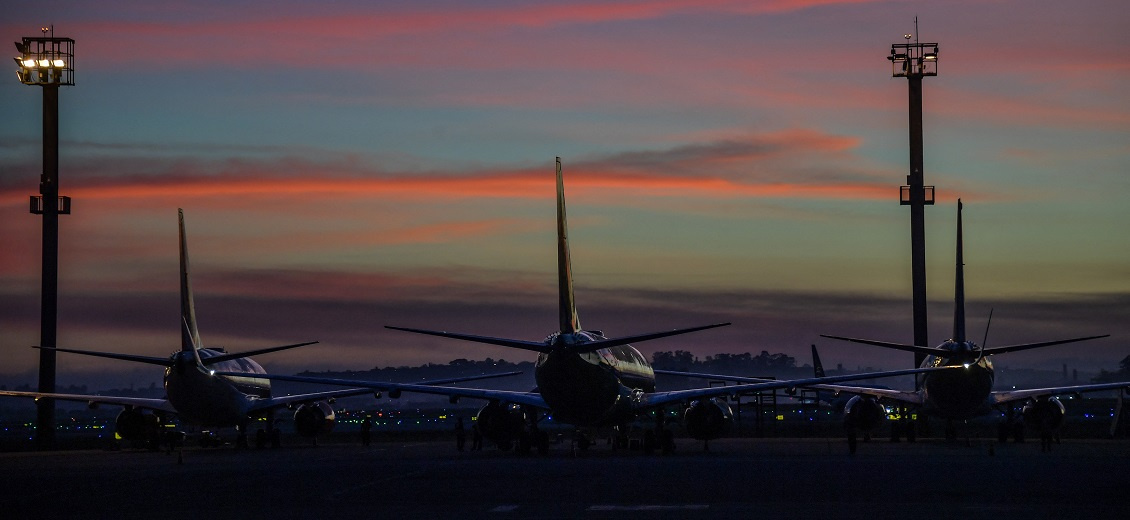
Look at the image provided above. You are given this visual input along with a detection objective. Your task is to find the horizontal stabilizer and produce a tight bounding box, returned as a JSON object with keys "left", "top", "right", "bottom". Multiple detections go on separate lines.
{"left": 566, "top": 323, "right": 731, "bottom": 353}
{"left": 200, "top": 341, "right": 319, "bottom": 365}
{"left": 33, "top": 346, "right": 174, "bottom": 367}
{"left": 981, "top": 334, "right": 1109, "bottom": 356}
{"left": 385, "top": 326, "right": 552, "bottom": 353}
{"left": 819, "top": 334, "right": 939, "bottom": 357}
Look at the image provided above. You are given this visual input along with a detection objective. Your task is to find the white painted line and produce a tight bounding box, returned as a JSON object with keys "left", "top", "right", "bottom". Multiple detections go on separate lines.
{"left": 588, "top": 505, "right": 709, "bottom": 511}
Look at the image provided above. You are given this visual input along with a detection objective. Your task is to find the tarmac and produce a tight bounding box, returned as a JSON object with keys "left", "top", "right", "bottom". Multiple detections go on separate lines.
{"left": 2, "top": 436, "right": 1128, "bottom": 519}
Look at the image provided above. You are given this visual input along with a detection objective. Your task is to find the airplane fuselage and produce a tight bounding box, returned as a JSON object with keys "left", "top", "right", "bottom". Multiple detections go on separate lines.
{"left": 918, "top": 340, "right": 994, "bottom": 420}
{"left": 163, "top": 349, "right": 271, "bottom": 427}
{"left": 535, "top": 331, "right": 655, "bottom": 427}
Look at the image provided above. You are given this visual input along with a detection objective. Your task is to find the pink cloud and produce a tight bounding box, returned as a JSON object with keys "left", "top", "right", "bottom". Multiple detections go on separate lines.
{"left": 23, "top": 0, "right": 880, "bottom": 70}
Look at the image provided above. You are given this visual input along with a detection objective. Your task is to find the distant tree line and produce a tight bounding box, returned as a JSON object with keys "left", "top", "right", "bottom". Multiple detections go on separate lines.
{"left": 650, "top": 350, "right": 797, "bottom": 372}
{"left": 1092, "top": 355, "right": 1130, "bottom": 383}
{"left": 298, "top": 358, "right": 535, "bottom": 381}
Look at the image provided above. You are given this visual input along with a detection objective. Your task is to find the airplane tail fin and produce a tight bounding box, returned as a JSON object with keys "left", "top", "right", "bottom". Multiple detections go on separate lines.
{"left": 811, "top": 344, "right": 826, "bottom": 378}
{"left": 179, "top": 209, "right": 204, "bottom": 356}
{"left": 556, "top": 157, "right": 581, "bottom": 335}
{"left": 952, "top": 200, "right": 966, "bottom": 343}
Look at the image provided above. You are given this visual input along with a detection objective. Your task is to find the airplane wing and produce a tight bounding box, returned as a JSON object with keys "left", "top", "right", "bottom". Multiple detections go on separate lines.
{"left": 654, "top": 369, "right": 922, "bottom": 406}
{"left": 0, "top": 389, "right": 178, "bottom": 414}
{"left": 248, "top": 387, "right": 390, "bottom": 413}
{"left": 245, "top": 370, "right": 526, "bottom": 413}
{"left": 216, "top": 372, "right": 549, "bottom": 410}
{"left": 639, "top": 366, "right": 943, "bottom": 410}
{"left": 991, "top": 380, "right": 1130, "bottom": 406}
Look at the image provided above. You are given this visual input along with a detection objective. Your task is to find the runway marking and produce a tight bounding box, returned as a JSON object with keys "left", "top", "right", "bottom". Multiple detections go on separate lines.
{"left": 489, "top": 505, "right": 520, "bottom": 513}
{"left": 588, "top": 505, "right": 709, "bottom": 511}
{"left": 329, "top": 469, "right": 426, "bottom": 500}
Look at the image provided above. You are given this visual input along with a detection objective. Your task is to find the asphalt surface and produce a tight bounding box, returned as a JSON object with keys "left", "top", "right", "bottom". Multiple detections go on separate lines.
{"left": 3, "top": 436, "right": 1128, "bottom": 519}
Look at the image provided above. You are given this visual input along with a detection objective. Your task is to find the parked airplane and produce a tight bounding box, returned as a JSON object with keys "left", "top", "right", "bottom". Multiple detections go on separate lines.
{"left": 229, "top": 158, "right": 955, "bottom": 453}
{"left": 0, "top": 209, "right": 516, "bottom": 447}
{"left": 815, "top": 200, "right": 1125, "bottom": 451}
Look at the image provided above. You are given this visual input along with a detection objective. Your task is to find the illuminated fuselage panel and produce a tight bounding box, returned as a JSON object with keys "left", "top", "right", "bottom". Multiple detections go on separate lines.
{"left": 535, "top": 330, "right": 655, "bottom": 427}
{"left": 919, "top": 340, "right": 994, "bottom": 420}
{"left": 163, "top": 348, "right": 270, "bottom": 426}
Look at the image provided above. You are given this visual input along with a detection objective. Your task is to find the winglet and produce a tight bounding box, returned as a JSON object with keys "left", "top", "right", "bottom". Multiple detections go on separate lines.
{"left": 952, "top": 199, "right": 966, "bottom": 343}
{"left": 179, "top": 209, "right": 203, "bottom": 354}
{"left": 556, "top": 157, "right": 581, "bottom": 334}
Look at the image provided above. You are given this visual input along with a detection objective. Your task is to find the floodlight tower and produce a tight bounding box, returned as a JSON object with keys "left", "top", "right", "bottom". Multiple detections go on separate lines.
{"left": 888, "top": 23, "right": 938, "bottom": 375}
{"left": 13, "top": 26, "right": 75, "bottom": 450}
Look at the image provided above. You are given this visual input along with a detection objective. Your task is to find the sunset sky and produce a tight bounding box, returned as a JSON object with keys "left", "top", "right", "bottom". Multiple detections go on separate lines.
{"left": 2, "top": 0, "right": 1127, "bottom": 389}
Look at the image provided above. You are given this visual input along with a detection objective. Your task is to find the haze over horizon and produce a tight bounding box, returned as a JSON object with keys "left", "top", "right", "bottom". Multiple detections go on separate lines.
{"left": 2, "top": 1, "right": 1127, "bottom": 390}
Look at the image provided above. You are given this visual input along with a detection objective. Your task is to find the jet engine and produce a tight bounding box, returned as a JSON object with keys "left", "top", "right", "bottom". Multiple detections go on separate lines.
{"left": 1022, "top": 397, "right": 1065, "bottom": 437}
{"left": 843, "top": 395, "right": 886, "bottom": 433}
{"left": 115, "top": 408, "right": 159, "bottom": 441}
{"left": 683, "top": 398, "right": 733, "bottom": 440}
{"left": 475, "top": 402, "right": 527, "bottom": 450}
{"left": 293, "top": 401, "right": 336, "bottom": 438}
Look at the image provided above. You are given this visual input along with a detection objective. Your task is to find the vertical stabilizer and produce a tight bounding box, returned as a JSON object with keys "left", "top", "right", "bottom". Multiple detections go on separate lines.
{"left": 952, "top": 200, "right": 966, "bottom": 343}
{"left": 556, "top": 158, "right": 581, "bottom": 334}
{"left": 179, "top": 209, "right": 203, "bottom": 352}
{"left": 811, "top": 344, "right": 826, "bottom": 378}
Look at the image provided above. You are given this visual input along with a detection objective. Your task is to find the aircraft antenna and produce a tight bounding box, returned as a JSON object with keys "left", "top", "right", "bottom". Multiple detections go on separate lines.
{"left": 953, "top": 200, "right": 966, "bottom": 343}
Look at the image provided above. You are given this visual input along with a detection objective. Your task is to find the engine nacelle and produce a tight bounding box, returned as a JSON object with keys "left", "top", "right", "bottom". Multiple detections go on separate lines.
{"left": 683, "top": 398, "right": 734, "bottom": 441}
{"left": 843, "top": 395, "right": 886, "bottom": 433}
{"left": 475, "top": 402, "right": 527, "bottom": 450}
{"left": 115, "top": 408, "right": 159, "bottom": 441}
{"left": 293, "top": 401, "right": 336, "bottom": 438}
{"left": 1022, "top": 397, "right": 1066, "bottom": 435}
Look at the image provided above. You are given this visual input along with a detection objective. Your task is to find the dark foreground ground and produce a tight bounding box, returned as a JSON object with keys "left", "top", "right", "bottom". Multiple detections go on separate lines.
{"left": 2, "top": 436, "right": 1127, "bottom": 520}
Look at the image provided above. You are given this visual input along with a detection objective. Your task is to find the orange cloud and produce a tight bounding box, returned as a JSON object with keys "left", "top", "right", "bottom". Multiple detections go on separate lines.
{"left": 0, "top": 171, "right": 891, "bottom": 206}
{"left": 0, "top": 131, "right": 891, "bottom": 206}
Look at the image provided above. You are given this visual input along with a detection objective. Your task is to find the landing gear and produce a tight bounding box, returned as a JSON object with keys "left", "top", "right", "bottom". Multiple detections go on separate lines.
{"left": 236, "top": 424, "right": 249, "bottom": 449}
{"left": 534, "top": 428, "right": 550, "bottom": 455}
{"left": 847, "top": 430, "right": 858, "bottom": 454}
{"left": 574, "top": 430, "right": 591, "bottom": 451}
{"left": 644, "top": 409, "right": 674, "bottom": 455}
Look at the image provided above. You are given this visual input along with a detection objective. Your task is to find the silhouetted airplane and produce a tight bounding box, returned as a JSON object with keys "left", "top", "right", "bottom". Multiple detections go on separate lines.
{"left": 817, "top": 201, "right": 1126, "bottom": 452}
{"left": 0, "top": 209, "right": 515, "bottom": 447}
{"left": 231, "top": 158, "right": 953, "bottom": 453}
